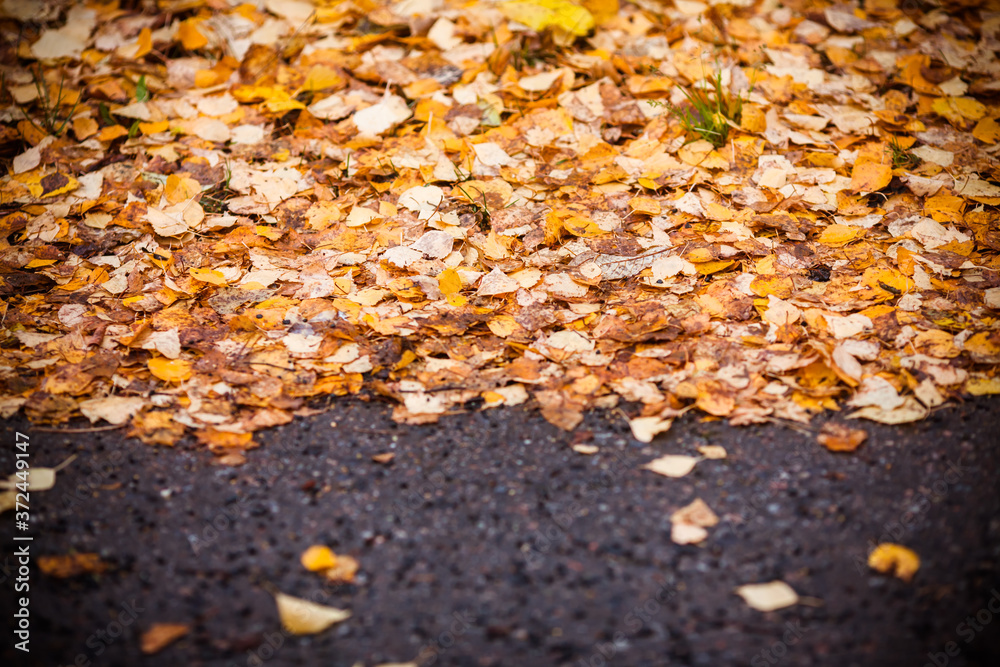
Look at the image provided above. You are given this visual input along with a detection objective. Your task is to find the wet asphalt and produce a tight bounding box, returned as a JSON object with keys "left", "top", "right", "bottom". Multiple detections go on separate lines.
{"left": 1, "top": 396, "right": 999, "bottom": 667}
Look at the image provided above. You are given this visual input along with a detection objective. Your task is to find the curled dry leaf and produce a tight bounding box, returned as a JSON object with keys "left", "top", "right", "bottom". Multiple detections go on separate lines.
{"left": 817, "top": 423, "right": 868, "bottom": 452}
{"left": 868, "top": 543, "right": 920, "bottom": 582}
{"left": 273, "top": 591, "right": 351, "bottom": 635}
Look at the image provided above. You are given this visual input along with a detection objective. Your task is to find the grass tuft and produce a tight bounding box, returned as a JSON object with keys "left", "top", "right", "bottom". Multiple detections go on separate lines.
{"left": 666, "top": 62, "right": 748, "bottom": 148}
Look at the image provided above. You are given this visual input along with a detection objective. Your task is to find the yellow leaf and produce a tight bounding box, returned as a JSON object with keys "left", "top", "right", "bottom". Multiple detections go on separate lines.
{"left": 487, "top": 315, "right": 518, "bottom": 338}
{"left": 850, "top": 143, "right": 892, "bottom": 193}
{"left": 189, "top": 268, "right": 227, "bottom": 285}
{"left": 750, "top": 274, "right": 794, "bottom": 299}
{"left": 165, "top": 174, "right": 201, "bottom": 205}
{"left": 437, "top": 268, "right": 462, "bottom": 295}
{"left": 695, "top": 259, "right": 736, "bottom": 275}
{"left": 499, "top": 0, "right": 595, "bottom": 37}
{"left": 177, "top": 18, "right": 208, "bottom": 50}
{"left": 972, "top": 116, "right": 1000, "bottom": 144}
{"left": 932, "top": 96, "right": 986, "bottom": 128}
{"left": 25, "top": 258, "right": 57, "bottom": 268}
{"left": 297, "top": 66, "right": 343, "bottom": 94}
{"left": 868, "top": 543, "right": 920, "bottom": 582}
{"left": 133, "top": 28, "right": 152, "bottom": 59}
{"left": 817, "top": 223, "right": 865, "bottom": 246}
{"left": 148, "top": 358, "right": 192, "bottom": 383}
{"left": 301, "top": 545, "right": 338, "bottom": 572}
{"left": 628, "top": 195, "right": 660, "bottom": 216}
{"left": 255, "top": 225, "right": 284, "bottom": 240}
{"left": 138, "top": 120, "right": 169, "bottom": 135}
{"left": 581, "top": 0, "right": 618, "bottom": 25}
{"left": 966, "top": 376, "right": 1000, "bottom": 395}
{"left": 273, "top": 592, "right": 351, "bottom": 635}
{"left": 73, "top": 116, "right": 98, "bottom": 140}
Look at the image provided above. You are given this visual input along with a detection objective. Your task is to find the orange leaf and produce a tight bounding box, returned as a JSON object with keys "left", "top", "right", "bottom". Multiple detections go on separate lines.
{"left": 850, "top": 143, "right": 892, "bottom": 193}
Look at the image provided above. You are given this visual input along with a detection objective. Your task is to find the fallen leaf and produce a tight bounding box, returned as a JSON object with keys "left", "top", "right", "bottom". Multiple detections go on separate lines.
{"left": 140, "top": 623, "right": 190, "bottom": 655}
{"left": 817, "top": 423, "right": 867, "bottom": 452}
{"left": 643, "top": 455, "right": 699, "bottom": 478}
{"left": 37, "top": 553, "right": 107, "bottom": 578}
{"left": 868, "top": 543, "right": 920, "bottom": 582}
{"left": 301, "top": 545, "right": 338, "bottom": 571}
{"left": 274, "top": 592, "right": 351, "bottom": 635}
{"left": 735, "top": 581, "right": 800, "bottom": 611}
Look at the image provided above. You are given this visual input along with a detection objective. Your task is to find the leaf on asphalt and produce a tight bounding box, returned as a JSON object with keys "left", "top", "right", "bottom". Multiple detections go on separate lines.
{"left": 301, "top": 545, "right": 339, "bottom": 572}
{"left": 670, "top": 498, "right": 719, "bottom": 545}
{"left": 628, "top": 416, "right": 673, "bottom": 443}
{"left": 643, "top": 455, "right": 699, "bottom": 479}
{"left": 274, "top": 592, "right": 351, "bottom": 635}
{"left": 140, "top": 623, "right": 190, "bottom": 655}
{"left": 37, "top": 553, "right": 107, "bottom": 578}
{"left": 696, "top": 445, "right": 727, "bottom": 460}
{"left": 735, "top": 581, "right": 800, "bottom": 612}
{"left": 817, "top": 423, "right": 868, "bottom": 452}
{"left": 868, "top": 543, "right": 920, "bottom": 583}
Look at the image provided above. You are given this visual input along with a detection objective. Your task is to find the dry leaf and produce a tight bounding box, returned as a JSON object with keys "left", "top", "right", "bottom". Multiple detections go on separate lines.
{"left": 735, "top": 581, "right": 800, "bottom": 611}
{"left": 140, "top": 623, "right": 190, "bottom": 655}
{"left": 643, "top": 455, "right": 699, "bottom": 478}
{"left": 817, "top": 423, "right": 867, "bottom": 452}
{"left": 868, "top": 543, "right": 920, "bottom": 582}
{"left": 274, "top": 592, "right": 351, "bottom": 635}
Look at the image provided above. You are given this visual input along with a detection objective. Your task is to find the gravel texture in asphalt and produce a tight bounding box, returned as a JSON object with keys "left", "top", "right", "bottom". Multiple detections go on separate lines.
{"left": 1, "top": 397, "right": 999, "bottom": 667}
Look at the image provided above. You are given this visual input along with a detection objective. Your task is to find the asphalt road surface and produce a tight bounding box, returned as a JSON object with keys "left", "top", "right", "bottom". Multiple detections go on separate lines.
{"left": 1, "top": 397, "right": 999, "bottom": 667}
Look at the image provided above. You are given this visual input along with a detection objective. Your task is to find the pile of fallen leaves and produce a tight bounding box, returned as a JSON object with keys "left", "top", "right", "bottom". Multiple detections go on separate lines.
{"left": 1, "top": 0, "right": 999, "bottom": 459}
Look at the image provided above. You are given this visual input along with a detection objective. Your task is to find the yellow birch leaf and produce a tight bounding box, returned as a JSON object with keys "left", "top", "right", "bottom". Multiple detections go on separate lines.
{"left": 817, "top": 223, "right": 865, "bottom": 246}
{"left": 932, "top": 96, "right": 986, "bottom": 127}
{"left": 165, "top": 174, "right": 201, "bottom": 205}
{"left": 189, "top": 268, "right": 227, "bottom": 285}
{"left": 966, "top": 376, "right": 1000, "bottom": 395}
{"left": 148, "top": 358, "right": 192, "bottom": 383}
{"left": 255, "top": 225, "right": 284, "bottom": 240}
{"left": 297, "top": 66, "right": 343, "bottom": 94}
{"left": 177, "top": 19, "right": 209, "bottom": 50}
{"left": 437, "top": 267, "right": 462, "bottom": 295}
{"left": 850, "top": 144, "right": 892, "bottom": 193}
{"left": 581, "top": 0, "right": 618, "bottom": 25}
{"left": 487, "top": 315, "right": 518, "bottom": 338}
{"left": 972, "top": 117, "right": 1000, "bottom": 144}
{"left": 499, "top": 0, "right": 595, "bottom": 37}
{"left": 629, "top": 196, "right": 660, "bottom": 216}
